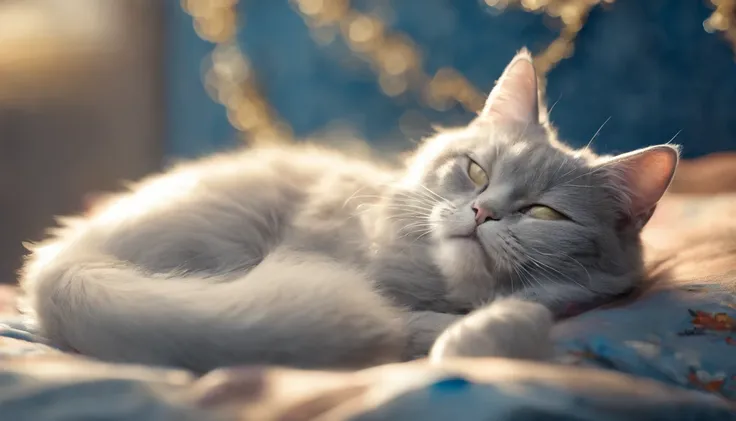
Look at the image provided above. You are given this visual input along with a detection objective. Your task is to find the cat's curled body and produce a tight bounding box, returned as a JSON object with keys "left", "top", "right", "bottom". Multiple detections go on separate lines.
{"left": 20, "top": 51, "right": 678, "bottom": 373}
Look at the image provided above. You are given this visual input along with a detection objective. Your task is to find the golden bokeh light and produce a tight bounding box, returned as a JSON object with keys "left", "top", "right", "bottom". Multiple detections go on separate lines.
{"left": 705, "top": 0, "right": 736, "bottom": 51}
{"left": 182, "top": 0, "right": 293, "bottom": 146}
{"left": 291, "top": 0, "right": 486, "bottom": 113}
{"left": 185, "top": 0, "right": 736, "bottom": 147}
{"left": 378, "top": 73, "right": 408, "bottom": 97}
{"left": 348, "top": 15, "right": 378, "bottom": 44}
{"left": 499, "top": 0, "right": 736, "bottom": 95}
{"left": 296, "top": 0, "right": 324, "bottom": 17}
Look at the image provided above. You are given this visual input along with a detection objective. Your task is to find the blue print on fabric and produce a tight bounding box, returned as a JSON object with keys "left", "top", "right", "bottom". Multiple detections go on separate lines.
{"left": 553, "top": 285, "right": 736, "bottom": 400}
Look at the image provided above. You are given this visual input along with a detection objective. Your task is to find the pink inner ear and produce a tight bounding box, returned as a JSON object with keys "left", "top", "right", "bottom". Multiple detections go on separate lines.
{"left": 612, "top": 146, "right": 679, "bottom": 216}
{"left": 480, "top": 51, "right": 539, "bottom": 125}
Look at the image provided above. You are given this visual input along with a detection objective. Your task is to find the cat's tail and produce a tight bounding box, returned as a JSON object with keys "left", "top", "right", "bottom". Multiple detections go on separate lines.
{"left": 21, "top": 248, "right": 407, "bottom": 372}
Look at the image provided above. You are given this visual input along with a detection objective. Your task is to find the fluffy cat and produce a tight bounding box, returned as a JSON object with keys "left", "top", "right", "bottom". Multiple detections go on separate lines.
{"left": 19, "top": 50, "right": 678, "bottom": 373}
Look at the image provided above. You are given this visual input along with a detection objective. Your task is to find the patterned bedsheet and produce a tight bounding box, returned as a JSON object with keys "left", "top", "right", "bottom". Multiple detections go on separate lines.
{"left": 553, "top": 284, "right": 736, "bottom": 400}
{"left": 1, "top": 194, "right": 735, "bottom": 420}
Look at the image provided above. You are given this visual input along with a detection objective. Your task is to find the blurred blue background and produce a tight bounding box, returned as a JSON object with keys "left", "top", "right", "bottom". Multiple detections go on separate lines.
{"left": 1, "top": 0, "right": 736, "bottom": 282}
{"left": 167, "top": 0, "right": 736, "bottom": 160}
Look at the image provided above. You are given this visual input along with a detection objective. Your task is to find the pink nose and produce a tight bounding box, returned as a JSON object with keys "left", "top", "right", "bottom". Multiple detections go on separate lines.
{"left": 472, "top": 204, "right": 495, "bottom": 225}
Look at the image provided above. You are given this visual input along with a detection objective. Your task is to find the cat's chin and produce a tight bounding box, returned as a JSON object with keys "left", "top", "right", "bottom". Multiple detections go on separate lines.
{"left": 433, "top": 236, "right": 495, "bottom": 306}
{"left": 445, "top": 235, "right": 480, "bottom": 251}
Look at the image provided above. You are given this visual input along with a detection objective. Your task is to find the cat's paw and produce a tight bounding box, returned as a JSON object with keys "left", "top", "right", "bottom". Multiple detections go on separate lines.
{"left": 429, "top": 298, "right": 553, "bottom": 362}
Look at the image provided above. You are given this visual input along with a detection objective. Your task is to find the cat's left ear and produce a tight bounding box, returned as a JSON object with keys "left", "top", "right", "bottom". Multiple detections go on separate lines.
{"left": 478, "top": 48, "right": 539, "bottom": 125}
{"left": 604, "top": 145, "right": 680, "bottom": 229}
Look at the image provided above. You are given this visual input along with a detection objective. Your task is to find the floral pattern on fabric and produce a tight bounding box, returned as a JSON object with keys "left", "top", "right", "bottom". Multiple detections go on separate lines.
{"left": 553, "top": 284, "right": 736, "bottom": 400}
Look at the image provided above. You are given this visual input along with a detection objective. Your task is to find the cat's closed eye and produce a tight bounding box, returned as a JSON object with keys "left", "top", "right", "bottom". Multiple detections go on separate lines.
{"left": 522, "top": 205, "right": 567, "bottom": 221}
{"left": 467, "top": 160, "right": 488, "bottom": 187}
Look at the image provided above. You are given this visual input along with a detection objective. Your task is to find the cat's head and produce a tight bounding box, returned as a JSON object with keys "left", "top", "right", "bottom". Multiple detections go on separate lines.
{"left": 395, "top": 49, "right": 679, "bottom": 309}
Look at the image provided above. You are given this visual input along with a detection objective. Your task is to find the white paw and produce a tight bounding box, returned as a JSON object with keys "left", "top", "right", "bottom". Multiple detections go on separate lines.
{"left": 429, "top": 298, "right": 553, "bottom": 362}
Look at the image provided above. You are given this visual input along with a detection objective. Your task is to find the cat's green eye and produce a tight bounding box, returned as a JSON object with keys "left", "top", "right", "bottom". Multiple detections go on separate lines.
{"left": 467, "top": 161, "right": 488, "bottom": 187}
{"left": 525, "top": 205, "right": 567, "bottom": 221}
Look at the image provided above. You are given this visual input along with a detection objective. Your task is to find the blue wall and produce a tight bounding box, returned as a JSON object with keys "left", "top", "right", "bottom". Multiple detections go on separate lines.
{"left": 166, "top": 0, "right": 736, "bottom": 160}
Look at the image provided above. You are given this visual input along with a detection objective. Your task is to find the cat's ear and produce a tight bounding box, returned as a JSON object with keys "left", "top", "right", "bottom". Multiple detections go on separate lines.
{"left": 604, "top": 145, "right": 680, "bottom": 229}
{"left": 478, "top": 49, "right": 539, "bottom": 125}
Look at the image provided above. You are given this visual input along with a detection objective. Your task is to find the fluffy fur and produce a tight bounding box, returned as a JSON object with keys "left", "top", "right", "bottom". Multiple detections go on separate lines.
{"left": 19, "top": 50, "right": 679, "bottom": 373}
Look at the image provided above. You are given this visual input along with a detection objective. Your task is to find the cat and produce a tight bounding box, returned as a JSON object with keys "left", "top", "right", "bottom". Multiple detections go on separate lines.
{"left": 19, "top": 49, "right": 678, "bottom": 373}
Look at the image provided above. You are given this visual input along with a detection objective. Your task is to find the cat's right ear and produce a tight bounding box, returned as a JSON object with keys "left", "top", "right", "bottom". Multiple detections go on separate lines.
{"left": 603, "top": 144, "right": 680, "bottom": 230}
{"left": 477, "top": 49, "right": 539, "bottom": 126}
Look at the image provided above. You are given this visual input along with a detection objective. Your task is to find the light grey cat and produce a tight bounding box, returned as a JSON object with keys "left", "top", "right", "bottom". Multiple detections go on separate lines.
{"left": 19, "top": 50, "right": 678, "bottom": 373}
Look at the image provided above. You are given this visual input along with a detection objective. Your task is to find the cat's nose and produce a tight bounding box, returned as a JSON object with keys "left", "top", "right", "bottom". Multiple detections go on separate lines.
{"left": 472, "top": 203, "right": 498, "bottom": 225}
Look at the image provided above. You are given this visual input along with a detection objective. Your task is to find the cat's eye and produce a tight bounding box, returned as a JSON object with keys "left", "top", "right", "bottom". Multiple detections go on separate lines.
{"left": 525, "top": 205, "right": 567, "bottom": 221}
{"left": 467, "top": 161, "right": 488, "bottom": 187}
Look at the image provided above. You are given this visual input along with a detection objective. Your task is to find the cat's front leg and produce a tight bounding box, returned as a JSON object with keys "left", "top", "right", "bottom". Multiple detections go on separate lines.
{"left": 403, "top": 311, "right": 462, "bottom": 360}
{"left": 428, "top": 298, "right": 554, "bottom": 361}
{"left": 428, "top": 284, "right": 612, "bottom": 361}
{"left": 512, "top": 283, "right": 615, "bottom": 319}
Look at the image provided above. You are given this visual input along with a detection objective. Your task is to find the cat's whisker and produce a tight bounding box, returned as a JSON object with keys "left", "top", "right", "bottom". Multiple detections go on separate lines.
{"left": 397, "top": 218, "right": 434, "bottom": 227}
{"left": 555, "top": 145, "right": 639, "bottom": 190}
{"left": 547, "top": 93, "right": 563, "bottom": 116}
{"left": 344, "top": 194, "right": 387, "bottom": 202}
{"left": 515, "top": 261, "right": 543, "bottom": 288}
{"left": 365, "top": 207, "right": 435, "bottom": 234}
{"left": 529, "top": 273, "right": 553, "bottom": 294}
{"left": 382, "top": 202, "right": 435, "bottom": 210}
{"left": 524, "top": 247, "right": 589, "bottom": 288}
{"left": 515, "top": 263, "right": 541, "bottom": 293}
{"left": 557, "top": 161, "right": 615, "bottom": 188}
{"left": 415, "top": 184, "right": 455, "bottom": 209}
{"left": 390, "top": 193, "right": 444, "bottom": 210}
{"left": 583, "top": 116, "right": 611, "bottom": 152}
{"left": 562, "top": 184, "right": 595, "bottom": 188}
{"left": 396, "top": 222, "right": 436, "bottom": 236}
{"left": 525, "top": 259, "right": 569, "bottom": 287}
{"left": 351, "top": 204, "right": 383, "bottom": 218}
{"left": 371, "top": 215, "right": 432, "bottom": 231}
{"left": 558, "top": 254, "right": 592, "bottom": 286}
{"left": 411, "top": 229, "right": 436, "bottom": 244}
{"left": 398, "top": 228, "right": 435, "bottom": 241}
{"left": 393, "top": 221, "right": 436, "bottom": 241}
{"left": 342, "top": 186, "right": 378, "bottom": 208}
{"left": 509, "top": 264, "right": 524, "bottom": 294}
{"left": 512, "top": 259, "right": 538, "bottom": 294}
{"left": 346, "top": 193, "right": 433, "bottom": 207}
{"left": 557, "top": 166, "right": 581, "bottom": 182}
{"left": 665, "top": 129, "right": 682, "bottom": 145}
{"left": 504, "top": 233, "right": 578, "bottom": 290}
{"left": 515, "top": 119, "right": 532, "bottom": 144}
{"left": 550, "top": 154, "right": 569, "bottom": 180}
{"left": 352, "top": 199, "right": 436, "bottom": 216}
{"left": 380, "top": 206, "right": 435, "bottom": 217}
{"left": 409, "top": 193, "right": 448, "bottom": 211}
{"left": 415, "top": 184, "right": 445, "bottom": 201}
